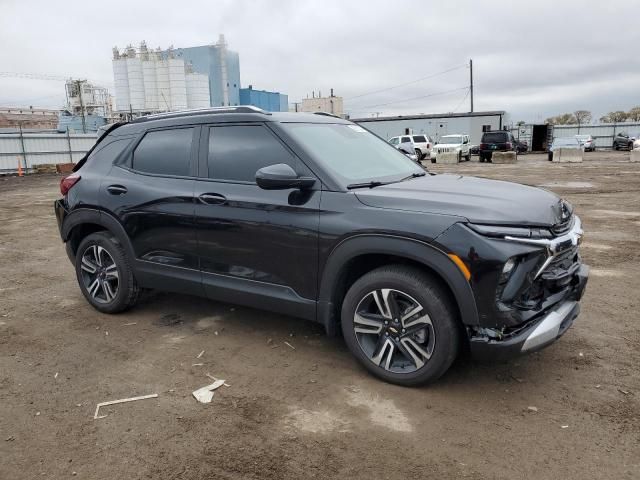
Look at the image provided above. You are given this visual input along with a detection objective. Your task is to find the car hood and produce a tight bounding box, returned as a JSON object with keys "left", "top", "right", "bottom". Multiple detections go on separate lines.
{"left": 354, "top": 174, "right": 564, "bottom": 226}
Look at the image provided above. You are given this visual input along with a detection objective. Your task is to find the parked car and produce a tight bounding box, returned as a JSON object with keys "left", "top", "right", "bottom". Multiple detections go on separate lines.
{"left": 431, "top": 134, "right": 471, "bottom": 163}
{"left": 389, "top": 134, "right": 432, "bottom": 160}
{"left": 478, "top": 131, "right": 518, "bottom": 162}
{"left": 515, "top": 139, "right": 528, "bottom": 154}
{"left": 470, "top": 145, "right": 479, "bottom": 155}
{"left": 575, "top": 135, "right": 596, "bottom": 152}
{"left": 612, "top": 132, "right": 635, "bottom": 150}
{"left": 55, "top": 107, "right": 588, "bottom": 386}
{"left": 634, "top": 137, "right": 640, "bottom": 150}
{"left": 396, "top": 141, "right": 419, "bottom": 162}
{"left": 548, "top": 137, "right": 582, "bottom": 161}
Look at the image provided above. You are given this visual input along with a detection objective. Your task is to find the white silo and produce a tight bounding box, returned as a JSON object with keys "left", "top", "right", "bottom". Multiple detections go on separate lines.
{"left": 142, "top": 57, "right": 158, "bottom": 111}
{"left": 112, "top": 48, "right": 130, "bottom": 112}
{"left": 168, "top": 58, "right": 187, "bottom": 110}
{"left": 126, "top": 55, "right": 145, "bottom": 111}
{"left": 186, "top": 73, "right": 210, "bottom": 109}
{"left": 155, "top": 58, "right": 171, "bottom": 111}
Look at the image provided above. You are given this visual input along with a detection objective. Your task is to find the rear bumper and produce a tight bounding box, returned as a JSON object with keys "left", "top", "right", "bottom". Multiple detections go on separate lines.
{"left": 470, "top": 264, "right": 589, "bottom": 361}
{"left": 54, "top": 199, "right": 75, "bottom": 263}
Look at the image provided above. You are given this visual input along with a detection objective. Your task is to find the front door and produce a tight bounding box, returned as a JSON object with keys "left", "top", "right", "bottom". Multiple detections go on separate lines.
{"left": 194, "top": 123, "right": 321, "bottom": 320}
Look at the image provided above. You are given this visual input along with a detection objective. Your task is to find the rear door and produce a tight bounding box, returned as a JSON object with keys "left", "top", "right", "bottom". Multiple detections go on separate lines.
{"left": 193, "top": 123, "right": 321, "bottom": 319}
{"left": 103, "top": 126, "right": 201, "bottom": 293}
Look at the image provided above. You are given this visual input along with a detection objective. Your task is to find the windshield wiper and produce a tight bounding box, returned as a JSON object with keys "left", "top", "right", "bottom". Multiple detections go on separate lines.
{"left": 399, "top": 172, "right": 426, "bottom": 182}
{"left": 347, "top": 181, "right": 388, "bottom": 189}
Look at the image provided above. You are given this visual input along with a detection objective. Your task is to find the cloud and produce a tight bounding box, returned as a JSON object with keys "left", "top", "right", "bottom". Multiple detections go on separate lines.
{"left": 1, "top": 0, "right": 637, "bottom": 122}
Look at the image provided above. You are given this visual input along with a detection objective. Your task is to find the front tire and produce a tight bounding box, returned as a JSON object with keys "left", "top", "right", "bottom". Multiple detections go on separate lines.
{"left": 341, "top": 266, "right": 459, "bottom": 386}
{"left": 75, "top": 232, "right": 139, "bottom": 314}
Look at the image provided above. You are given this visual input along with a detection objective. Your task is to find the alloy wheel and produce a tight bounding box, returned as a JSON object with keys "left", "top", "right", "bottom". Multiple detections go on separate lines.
{"left": 353, "top": 288, "right": 435, "bottom": 374}
{"left": 80, "top": 245, "right": 119, "bottom": 304}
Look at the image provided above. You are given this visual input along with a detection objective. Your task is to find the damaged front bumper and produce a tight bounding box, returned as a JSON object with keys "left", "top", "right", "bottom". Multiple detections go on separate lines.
{"left": 469, "top": 264, "right": 589, "bottom": 361}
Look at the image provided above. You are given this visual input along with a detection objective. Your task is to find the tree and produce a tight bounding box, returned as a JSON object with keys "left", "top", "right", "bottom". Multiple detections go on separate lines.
{"left": 573, "top": 110, "right": 592, "bottom": 125}
{"left": 545, "top": 113, "right": 577, "bottom": 125}
{"left": 600, "top": 111, "right": 628, "bottom": 123}
{"left": 627, "top": 106, "right": 640, "bottom": 122}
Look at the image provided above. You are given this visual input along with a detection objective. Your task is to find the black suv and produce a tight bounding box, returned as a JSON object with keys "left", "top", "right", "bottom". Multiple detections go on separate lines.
{"left": 612, "top": 132, "right": 635, "bottom": 150}
{"left": 55, "top": 107, "right": 588, "bottom": 386}
{"left": 479, "top": 130, "right": 518, "bottom": 162}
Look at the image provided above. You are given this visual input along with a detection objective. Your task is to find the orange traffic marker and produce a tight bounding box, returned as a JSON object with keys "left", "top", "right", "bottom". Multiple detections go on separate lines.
{"left": 17, "top": 158, "right": 23, "bottom": 177}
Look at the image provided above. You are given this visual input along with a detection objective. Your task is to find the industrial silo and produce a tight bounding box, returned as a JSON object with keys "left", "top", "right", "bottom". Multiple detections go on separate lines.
{"left": 140, "top": 42, "right": 158, "bottom": 111}
{"left": 155, "top": 58, "right": 171, "bottom": 111}
{"left": 125, "top": 55, "right": 145, "bottom": 111}
{"left": 168, "top": 58, "right": 188, "bottom": 110}
{"left": 186, "top": 73, "right": 210, "bottom": 109}
{"left": 112, "top": 48, "right": 130, "bottom": 112}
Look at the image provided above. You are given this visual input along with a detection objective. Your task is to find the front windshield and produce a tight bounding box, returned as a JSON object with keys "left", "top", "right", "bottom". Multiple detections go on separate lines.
{"left": 555, "top": 137, "right": 579, "bottom": 146}
{"left": 282, "top": 123, "right": 423, "bottom": 184}
{"left": 441, "top": 136, "right": 462, "bottom": 144}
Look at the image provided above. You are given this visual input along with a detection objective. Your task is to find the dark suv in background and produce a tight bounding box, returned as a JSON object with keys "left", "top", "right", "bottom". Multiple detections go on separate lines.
{"left": 479, "top": 130, "right": 518, "bottom": 162}
{"left": 55, "top": 107, "right": 588, "bottom": 386}
{"left": 612, "top": 132, "right": 635, "bottom": 150}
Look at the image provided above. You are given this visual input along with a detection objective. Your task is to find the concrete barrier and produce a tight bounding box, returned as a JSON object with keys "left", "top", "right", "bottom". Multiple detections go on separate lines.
{"left": 491, "top": 152, "right": 517, "bottom": 164}
{"left": 630, "top": 149, "right": 640, "bottom": 163}
{"left": 435, "top": 152, "right": 459, "bottom": 164}
{"left": 553, "top": 148, "right": 583, "bottom": 163}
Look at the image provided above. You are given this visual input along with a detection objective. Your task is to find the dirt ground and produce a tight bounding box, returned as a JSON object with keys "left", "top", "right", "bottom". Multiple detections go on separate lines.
{"left": 1, "top": 151, "right": 638, "bottom": 479}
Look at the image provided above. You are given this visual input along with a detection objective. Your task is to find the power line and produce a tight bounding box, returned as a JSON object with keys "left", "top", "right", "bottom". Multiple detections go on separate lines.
{"left": 451, "top": 88, "right": 471, "bottom": 113}
{"left": 344, "top": 64, "right": 467, "bottom": 102}
{"left": 349, "top": 86, "right": 469, "bottom": 111}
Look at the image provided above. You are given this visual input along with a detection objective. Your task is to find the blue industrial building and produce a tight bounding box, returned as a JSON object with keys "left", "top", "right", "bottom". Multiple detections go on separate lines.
{"left": 169, "top": 36, "right": 242, "bottom": 107}
{"left": 239, "top": 86, "right": 288, "bottom": 112}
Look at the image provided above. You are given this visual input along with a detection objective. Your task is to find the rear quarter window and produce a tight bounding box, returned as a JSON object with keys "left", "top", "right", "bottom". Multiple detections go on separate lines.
{"left": 412, "top": 135, "right": 426, "bottom": 142}
{"left": 85, "top": 138, "right": 133, "bottom": 168}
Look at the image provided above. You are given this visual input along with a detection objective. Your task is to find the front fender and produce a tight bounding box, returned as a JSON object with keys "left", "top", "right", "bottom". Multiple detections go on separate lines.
{"left": 317, "top": 234, "right": 480, "bottom": 335}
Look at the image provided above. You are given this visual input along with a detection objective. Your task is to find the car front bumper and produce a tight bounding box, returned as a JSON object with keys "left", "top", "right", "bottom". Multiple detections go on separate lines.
{"left": 469, "top": 264, "right": 589, "bottom": 361}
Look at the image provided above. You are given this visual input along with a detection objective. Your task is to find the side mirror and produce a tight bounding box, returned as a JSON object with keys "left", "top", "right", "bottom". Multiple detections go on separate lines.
{"left": 255, "top": 163, "right": 315, "bottom": 190}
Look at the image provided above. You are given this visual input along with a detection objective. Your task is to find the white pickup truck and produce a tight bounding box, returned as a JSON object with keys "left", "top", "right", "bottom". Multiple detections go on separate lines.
{"left": 431, "top": 134, "right": 471, "bottom": 163}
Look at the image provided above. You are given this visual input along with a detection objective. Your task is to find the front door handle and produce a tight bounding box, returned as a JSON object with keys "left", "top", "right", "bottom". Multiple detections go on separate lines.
{"left": 107, "top": 185, "right": 128, "bottom": 195}
{"left": 199, "top": 193, "right": 227, "bottom": 205}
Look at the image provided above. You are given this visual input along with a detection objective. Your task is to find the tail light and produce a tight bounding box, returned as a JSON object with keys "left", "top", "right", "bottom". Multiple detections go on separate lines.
{"left": 506, "top": 142, "right": 512, "bottom": 149}
{"left": 60, "top": 173, "right": 81, "bottom": 196}
{"left": 480, "top": 143, "right": 487, "bottom": 149}
{"left": 427, "top": 143, "right": 431, "bottom": 148}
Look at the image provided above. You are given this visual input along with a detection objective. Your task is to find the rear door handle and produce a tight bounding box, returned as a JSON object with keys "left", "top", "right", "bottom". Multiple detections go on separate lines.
{"left": 199, "top": 193, "right": 227, "bottom": 205}
{"left": 107, "top": 185, "right": 128, "bottom": 195}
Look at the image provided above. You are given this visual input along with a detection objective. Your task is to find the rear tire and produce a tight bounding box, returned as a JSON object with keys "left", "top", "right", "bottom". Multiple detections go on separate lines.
{"left": 75, "top": 232, "right": 139, "bottom": 314}
{"left": 341, "top": 265, "right": 459, "bottom": 386}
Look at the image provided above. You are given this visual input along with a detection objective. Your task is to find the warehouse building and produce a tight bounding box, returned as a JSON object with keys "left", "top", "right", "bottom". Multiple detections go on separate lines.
{"left": 239, "top": 85, "right": 288, "bottom": 112}
{"left": 353, "top": 111, "right": 509, "bottom": 145}
{"left": 169, "top": 35, "right": 241, "bottom": 108}
{"left": 300, "top": 90, "right": 343, "bottom": 116}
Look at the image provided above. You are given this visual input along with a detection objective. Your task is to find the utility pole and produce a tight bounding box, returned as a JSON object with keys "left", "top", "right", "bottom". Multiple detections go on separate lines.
{"left": 75, "top": 79, "right": 87, "bottom": 133}
{"left": 469, "top": 59, "right": 474, "bottom": 113}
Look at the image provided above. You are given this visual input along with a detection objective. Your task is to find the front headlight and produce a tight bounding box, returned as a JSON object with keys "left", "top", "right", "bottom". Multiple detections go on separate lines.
{"left": 467, "top": 223, "right": 553, "bottom": 240}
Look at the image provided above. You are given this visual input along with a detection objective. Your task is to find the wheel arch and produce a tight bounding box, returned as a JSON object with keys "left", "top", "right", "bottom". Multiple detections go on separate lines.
{"left": 318, "top": 235, "right": 479, "bottom": 336}
{"left": 62, "top": 208, "right": 135, "bottom": 262}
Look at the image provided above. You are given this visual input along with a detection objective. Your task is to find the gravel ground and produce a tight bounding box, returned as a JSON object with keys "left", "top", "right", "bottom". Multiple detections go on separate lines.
{"left": 1, "top": 151, "right": 638, "bottom": 479}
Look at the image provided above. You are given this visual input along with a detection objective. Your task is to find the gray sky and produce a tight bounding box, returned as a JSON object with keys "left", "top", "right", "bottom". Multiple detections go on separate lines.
{"left": 1, "top": 0, "right": 638, "bottom": 122}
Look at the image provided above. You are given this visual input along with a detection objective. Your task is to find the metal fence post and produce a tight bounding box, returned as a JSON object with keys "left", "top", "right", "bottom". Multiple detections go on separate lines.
{"left": 18, "top": 123, "right": 28, "bottom": 174}
{"left": 67, "top": 129, "right": 73, "bottom": 163}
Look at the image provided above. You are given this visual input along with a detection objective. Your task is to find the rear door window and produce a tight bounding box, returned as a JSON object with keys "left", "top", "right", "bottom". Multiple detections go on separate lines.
{"left": 207, "top": 125, "right": 299, "bottom": 182}
{"left": 401, "top": 136, "right": 411, "bottom": 143}
{"left": 132, "top": 128, "right": 194, "bottom": 176}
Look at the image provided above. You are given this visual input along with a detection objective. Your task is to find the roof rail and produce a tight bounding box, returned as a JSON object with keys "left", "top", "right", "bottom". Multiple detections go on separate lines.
{"left": 313, "top": 111, "right": 341, "bottom": 119}
{"left": 133, "top": 105, "right": 271, "bottom": 123}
